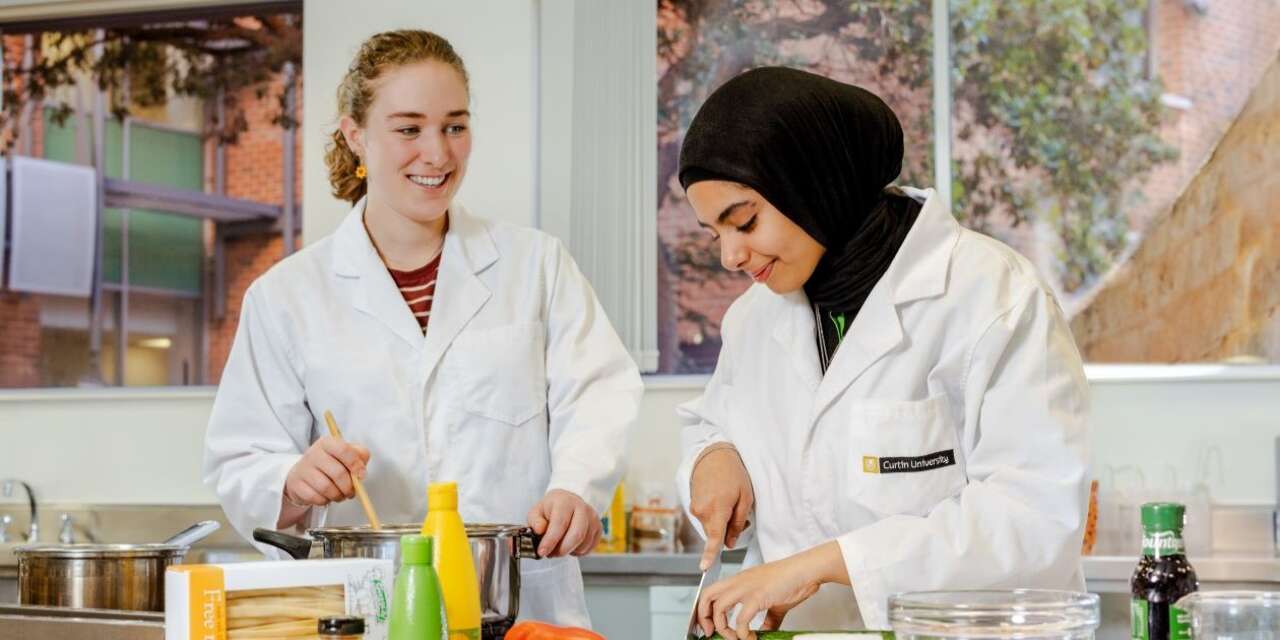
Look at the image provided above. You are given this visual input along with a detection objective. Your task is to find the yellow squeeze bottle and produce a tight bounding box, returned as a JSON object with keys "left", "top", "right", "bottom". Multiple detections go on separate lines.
{"left": 595, "top": 481, "right": 627, "bottom": 554}
{"left": 421, "top": 482, "right": 481, "bottom": 640}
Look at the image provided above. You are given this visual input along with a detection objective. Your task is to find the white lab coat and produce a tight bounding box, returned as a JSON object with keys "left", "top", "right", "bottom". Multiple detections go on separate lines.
{"left": 677, "top": 188, "right": 1089, "bottom": 630}
{"left": 204, "top": 199, "right": 643, "bottom": 627}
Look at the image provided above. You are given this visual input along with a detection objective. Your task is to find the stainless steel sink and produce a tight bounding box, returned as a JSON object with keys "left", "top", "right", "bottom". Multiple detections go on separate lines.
{"left": 0, "top": 504, "right": 261, "bottom": 573}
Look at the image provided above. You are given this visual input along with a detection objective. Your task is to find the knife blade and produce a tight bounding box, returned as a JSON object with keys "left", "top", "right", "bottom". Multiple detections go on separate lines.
{"left": 686, "top": 550, "right": 724, "bottom": 639}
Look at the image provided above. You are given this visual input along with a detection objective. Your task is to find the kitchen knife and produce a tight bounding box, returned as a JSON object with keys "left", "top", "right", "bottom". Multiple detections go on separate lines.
{"left": 686, "top": 549, "right": 724, "bottom": 639}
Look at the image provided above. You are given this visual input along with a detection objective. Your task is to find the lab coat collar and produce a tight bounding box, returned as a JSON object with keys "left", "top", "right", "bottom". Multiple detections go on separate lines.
{"left": 330, "top": 198, "right": 497, "bottom": 350}
{"left": 798, "top": 188, "right": 960, "bottom": 415}
{"left": 331, "top": 198, "right": 498, "bottom": 278}
{"left": 771, "top": 290, "right": 824, "bottom": 391}
{"left": 882, "top": 187, "right": 959, "bottom": 305}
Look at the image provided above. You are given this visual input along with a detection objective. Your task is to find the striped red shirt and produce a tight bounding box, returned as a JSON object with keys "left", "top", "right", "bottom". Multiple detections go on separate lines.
{"left": 387, "top": 252, "right": 442, "bottom": 333}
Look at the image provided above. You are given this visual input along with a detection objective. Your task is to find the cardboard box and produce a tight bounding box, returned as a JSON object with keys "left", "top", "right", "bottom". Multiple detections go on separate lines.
{"left": 165, "top": 558, "right": 393, "bottom": 640}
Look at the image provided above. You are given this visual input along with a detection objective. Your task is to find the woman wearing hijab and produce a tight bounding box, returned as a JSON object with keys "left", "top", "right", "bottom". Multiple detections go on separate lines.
{"left": 677, "top": 67, "right": 1089, "bottom": 638}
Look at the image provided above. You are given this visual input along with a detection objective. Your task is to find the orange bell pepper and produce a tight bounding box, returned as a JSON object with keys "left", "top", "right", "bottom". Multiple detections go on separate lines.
{"left": 504, "top": 620, "right": 606, "bottom": 640}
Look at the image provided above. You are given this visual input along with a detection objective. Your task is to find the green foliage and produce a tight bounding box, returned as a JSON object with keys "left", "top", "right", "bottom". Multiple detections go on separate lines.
{"left": 659, "top": 0, "right": 1177, "bottom": 303}
{"left": 949, "top": 0, "right": 1177, "bottom": 290}
{"left": 3, "top": 14, "right": 301, "bottom": 148}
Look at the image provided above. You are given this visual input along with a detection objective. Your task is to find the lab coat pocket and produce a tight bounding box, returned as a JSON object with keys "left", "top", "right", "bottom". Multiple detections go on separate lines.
{"left": 847, "top": 394, "right": 965, "bottom": 518}
{"left": 453, "top": 322, "right": 547, "bottom": 426}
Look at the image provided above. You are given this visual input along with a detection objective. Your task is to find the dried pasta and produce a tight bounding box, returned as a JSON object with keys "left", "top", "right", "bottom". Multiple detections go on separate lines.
{"left": 224, "top": 584, "right": 345, "bottom": 639}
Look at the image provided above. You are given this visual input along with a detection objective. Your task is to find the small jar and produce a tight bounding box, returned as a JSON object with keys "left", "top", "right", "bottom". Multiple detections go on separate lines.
{"left": 1177, "top": 591, "right": 1280, "bottom": 639}
{"left": 318, "top": 616, "right": 366, "bottom": 639}
{"left": 629, "top": 504, "right": 678, "bottom": 553}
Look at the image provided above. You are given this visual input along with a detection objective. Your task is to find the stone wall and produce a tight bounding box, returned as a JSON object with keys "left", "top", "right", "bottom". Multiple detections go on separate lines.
{"left": 1071, "top": 53, "right": 1280, "bottom": 362}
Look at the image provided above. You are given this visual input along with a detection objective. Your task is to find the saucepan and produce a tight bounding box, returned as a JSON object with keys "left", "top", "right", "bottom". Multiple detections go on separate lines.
{"left": 17, "top": 520, "right": 221, "bottom": 612}
{"left": 255, "top": 522, "right": 542, "bottom": 638}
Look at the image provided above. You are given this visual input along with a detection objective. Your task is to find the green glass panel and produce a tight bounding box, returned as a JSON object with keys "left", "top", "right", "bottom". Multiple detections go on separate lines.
{"left": 41, "top": 109, "right": 204, "bottom": 293}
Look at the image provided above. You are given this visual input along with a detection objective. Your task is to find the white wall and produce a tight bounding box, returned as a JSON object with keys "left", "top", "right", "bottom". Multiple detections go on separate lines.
{"left": 301, "top": 0, "right": 539, "bottom": 243}
{"left": 0, "top": 388, "right": 215, "bottom": 504}
{"left": 1088, "top": 369, "right": 1280, "bottom": 505}
{"left": 3, "top": 367, "right": 1278, "bottom": 507}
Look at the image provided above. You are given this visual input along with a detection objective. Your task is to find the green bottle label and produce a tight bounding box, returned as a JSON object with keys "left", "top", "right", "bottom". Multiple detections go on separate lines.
{"left": 373, "top": 576, "right": 389, "bottom": 623}
{"left": 1170, "top": 605, "right": 1192, "bottom": 640}
{"left": 1131, "top": 599, "right": 1149, "bottom": 640}
{"left": 1142, "top": 531, "right": 1186, "bottom": 557}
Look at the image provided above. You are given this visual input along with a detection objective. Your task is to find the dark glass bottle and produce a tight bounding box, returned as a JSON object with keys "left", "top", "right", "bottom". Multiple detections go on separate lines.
{"left": 319, "top": 616, "right": 366, "bottom": 639}
{"left": 1130, "top": 502, "right": 1199, "bottom": 640}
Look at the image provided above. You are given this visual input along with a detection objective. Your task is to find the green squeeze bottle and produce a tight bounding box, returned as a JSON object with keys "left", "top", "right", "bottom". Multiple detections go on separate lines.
{"left": 388, "top": 535, "right": 447, "bottom": 640}
{"left": 1130, "top": 503, "right": 1199, "bottom": 640}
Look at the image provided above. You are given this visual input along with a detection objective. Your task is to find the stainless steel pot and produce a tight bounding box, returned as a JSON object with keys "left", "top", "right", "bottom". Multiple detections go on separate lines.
{"left": 254, "top": 523, "right": 541, "bottom": 638}
{"left": 15, "top": 543, "right": 186, "bottom": 612}
{"left": 14, "top": 520, "right": 218, "bottom": 613}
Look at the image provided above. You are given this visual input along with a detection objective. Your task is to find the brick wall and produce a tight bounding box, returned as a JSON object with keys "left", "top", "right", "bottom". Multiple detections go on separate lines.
{"left": 206, "top": 73, "right": 303, "bottom": 384}
{"left": 206, "top": 233, "right": 285, "bottom": 383}
{"left": 1, "top": 35, "right": 46, "bottom": 388}
{"left": 0, "top": 292, "right": 42, "bottom": 387}
{"left": 1126, "top": 0, "right": 1280, "bottom": 236}
{"left": 1070, "top": 52, "right": 1280, "bottom": 362}
{"left": 225, "top": 75, "right": 304, "bottom": 207}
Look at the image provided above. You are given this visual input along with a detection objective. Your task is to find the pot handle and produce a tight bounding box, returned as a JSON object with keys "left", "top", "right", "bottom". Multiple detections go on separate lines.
{"left": 516, "top": 529, "right": 545, "bottom": 560}
{"left": 252, "top": 528, "right": 313, "bottom": 560}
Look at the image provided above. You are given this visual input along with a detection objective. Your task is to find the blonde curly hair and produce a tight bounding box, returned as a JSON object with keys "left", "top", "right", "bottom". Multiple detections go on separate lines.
{"left": 325, "top": 30, "right": 470, "bottom": 204}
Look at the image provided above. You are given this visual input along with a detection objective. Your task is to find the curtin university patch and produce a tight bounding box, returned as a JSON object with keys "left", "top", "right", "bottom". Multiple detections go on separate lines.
{"left": 862, "top": 449, "right": 956, "bottom": 474}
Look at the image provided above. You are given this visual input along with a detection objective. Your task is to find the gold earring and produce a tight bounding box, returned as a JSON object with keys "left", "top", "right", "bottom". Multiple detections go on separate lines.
{"left": 355, "top": 164, "right": 367, "bottom": 179}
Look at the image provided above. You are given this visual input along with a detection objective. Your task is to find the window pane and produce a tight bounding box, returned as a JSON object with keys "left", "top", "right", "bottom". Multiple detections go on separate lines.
{"left": 949, "top": 1, "right": 1280, "bottom": 363}
{"left": 43, "top": 111, "right": 205, "bottom": 294}
{"left": 110, "top": 210, "right": 204, "bottom": 293}
{"left": 0, "top": 15, "right": 297, "bottom": 389}
{"left": 30, "top": 292, "right": 201, "bottom": 386}
{"left": 121, "top": 121, "right": 206, "bottom": 293}
{"left": 38, "top": 326, "right": 96, "bottom": 387}
{"left": 105, "top": 294, "right": 203, "bottom": 387}
{"left": 657, "top": 0, "right": 935, "bottom": 374}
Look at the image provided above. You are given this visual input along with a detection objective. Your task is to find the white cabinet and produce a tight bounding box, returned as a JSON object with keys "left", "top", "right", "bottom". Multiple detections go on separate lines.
{"left": 583, "top": 561, "right": 742, "bottom": 639}
{"left": 649, "top": 585, "right": 696, "bottom": 640}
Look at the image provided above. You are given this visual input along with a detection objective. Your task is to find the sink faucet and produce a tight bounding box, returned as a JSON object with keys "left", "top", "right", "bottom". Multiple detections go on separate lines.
{"left": 59, "top": 514, "right": 75, "bottom": 544}
{"left": 2, "top": 479, "right": 38, "bottom": 542}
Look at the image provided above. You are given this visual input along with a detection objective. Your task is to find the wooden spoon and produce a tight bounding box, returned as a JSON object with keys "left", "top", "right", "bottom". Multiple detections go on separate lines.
{"left": 323, "top": 410, "right": 382, "bottom": 530}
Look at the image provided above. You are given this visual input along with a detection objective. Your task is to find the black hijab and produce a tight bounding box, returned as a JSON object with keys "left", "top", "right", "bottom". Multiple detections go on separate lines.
{"left": 678, "top": 67, "right": 922, "bottom": 319}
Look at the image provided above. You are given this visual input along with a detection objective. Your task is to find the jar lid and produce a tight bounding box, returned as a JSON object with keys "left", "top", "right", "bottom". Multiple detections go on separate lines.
{"left": 318, "top": 616, "right": 365, "bottom": 635}
{"left": 400, "top": 534, "right": 434, "bottom": 565}
{"left": 1141, "top": 502, "right": 1186, "bottom": 532}
{"left": 889, "top": 589, "right": 1100, "bottom": 636}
